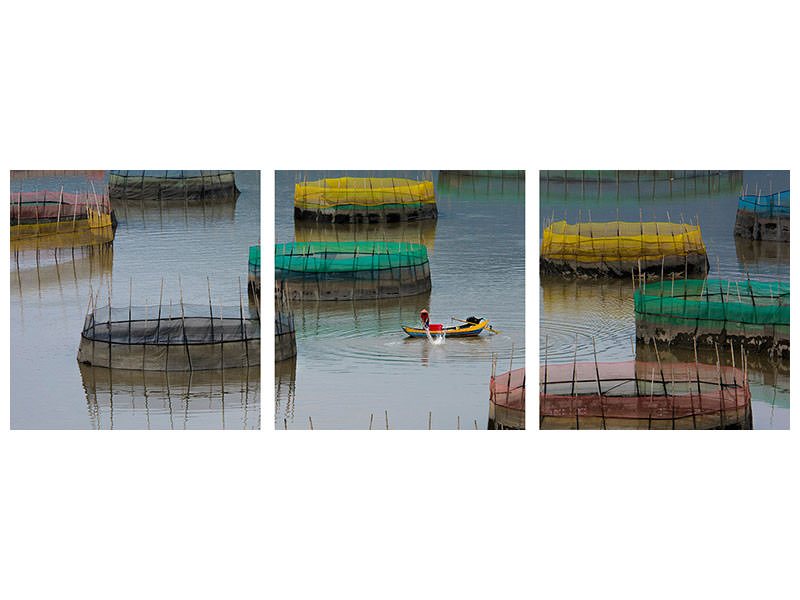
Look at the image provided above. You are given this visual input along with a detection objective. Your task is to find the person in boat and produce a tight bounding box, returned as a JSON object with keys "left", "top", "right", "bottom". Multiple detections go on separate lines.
{"left": 420, "top": 309, "right": 430, "bottom": 330}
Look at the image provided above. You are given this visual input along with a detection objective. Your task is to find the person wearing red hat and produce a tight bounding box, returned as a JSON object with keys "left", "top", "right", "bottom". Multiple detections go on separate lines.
{"left": 419, "top": 308, "right": 430, "bottom": 330}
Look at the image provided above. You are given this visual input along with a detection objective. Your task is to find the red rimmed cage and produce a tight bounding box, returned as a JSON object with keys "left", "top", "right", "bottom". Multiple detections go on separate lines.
{"left": 540, "top": 360, "right": 751, "bottom": 430}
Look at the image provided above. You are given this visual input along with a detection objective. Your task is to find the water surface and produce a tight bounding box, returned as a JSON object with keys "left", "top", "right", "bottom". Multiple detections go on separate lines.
{"left": 540, "top": 171, "right": 789, "bottom": 429}
{"left": 276, "top": 170, "right": 525, "bottom": 429}
{"left": 10, "top": 170, "right": 261, "bottom": 429}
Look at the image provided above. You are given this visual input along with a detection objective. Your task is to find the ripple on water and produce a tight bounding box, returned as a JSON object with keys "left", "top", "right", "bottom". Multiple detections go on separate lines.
{"left": 540, "top": 278, "right": 636, "bottom": 364}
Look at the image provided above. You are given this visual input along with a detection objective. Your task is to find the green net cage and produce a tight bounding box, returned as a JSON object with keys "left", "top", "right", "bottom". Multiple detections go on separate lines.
{"left": 248, "top": 245, "right": 260, "bottom": 294}
{"left": 634, "top": 278, "right": 789, "bottom": 357}
{"left": 275, "top": 240, "right": 431, "bottom": 301}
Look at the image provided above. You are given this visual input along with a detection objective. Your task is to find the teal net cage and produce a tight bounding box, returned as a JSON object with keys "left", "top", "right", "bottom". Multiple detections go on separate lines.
{"left": 734, "top": 190, "right": 790, "bottom": 242}
{"left": 248, "top": 245, "right": 260, "bottom": 294}
{"left": 634, "top": 278, "right": 789, "bottom": 358}
{"left": 275, "top": 240, "right": 431, "bottom": 301}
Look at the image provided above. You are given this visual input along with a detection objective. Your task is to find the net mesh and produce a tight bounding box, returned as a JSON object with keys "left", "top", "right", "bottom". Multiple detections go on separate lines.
{"left": 738, "top": 190, "right": 790, "bottom": 217}
{"left": 541, "top": 221, "right": 706, "bottom": 263}
{"left": 108, "top": 171, "right": 238, "bottom": 202}
{"left": 540, "top": 170, "right": 730, "bottom": 182}
{"left": 10, "top": 190, "right": 114, "bottom": 241}
{"left": 490, "top": 368, "right": 525, "bottom": 411}
{"left": 635, "top": 279, "right": 789, "bottom": 328}
{"left": 540, "top": 360, "right": 750, "bottom": 420}
{"left": 275, "top": 241, "right": 429, "bottom": 273}
{"left": 78, "top": 304, "right": 260, "bottom": 371}
{"left": 275, "top": 241, "right": 432, "bottom": 301}
{"left": 249, "top": 245, "right": 260, "bottom": 276}
{"left": 295, "top": 177, "right": 435, "bottom": 210}
{"left": 10, "top": 190, "right": 112, "bottom": 221}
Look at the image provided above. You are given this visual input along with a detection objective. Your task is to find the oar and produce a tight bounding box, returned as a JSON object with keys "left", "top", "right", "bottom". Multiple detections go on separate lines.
{"left": 451, "top": 316, "right": 501, "bottom": 334}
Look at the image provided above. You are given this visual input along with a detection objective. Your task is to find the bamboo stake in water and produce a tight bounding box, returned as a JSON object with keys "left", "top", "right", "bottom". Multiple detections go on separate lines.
{"left": 714, "top": 342, "right": 725, "bottom": 428}
{"left": 571, "top": 332, "right": 578, "bottom": 396}
{"left": 544, "top": 335, "right": 548, "bottom": 395}
{"left": 207, "top": 276, "right": 215, "bottom": 341}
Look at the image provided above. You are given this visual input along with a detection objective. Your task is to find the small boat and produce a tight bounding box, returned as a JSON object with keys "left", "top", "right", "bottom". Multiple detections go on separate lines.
{"left": 402, "top": 317, "right": 489, "bottom": 338}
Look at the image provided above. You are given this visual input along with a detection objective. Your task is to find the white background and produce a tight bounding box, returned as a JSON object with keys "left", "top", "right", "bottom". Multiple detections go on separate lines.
{"left": 2, "top": 1, "right": 797, "bottom": 599}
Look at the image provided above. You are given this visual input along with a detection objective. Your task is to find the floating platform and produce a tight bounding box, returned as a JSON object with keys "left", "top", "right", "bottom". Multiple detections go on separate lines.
{"left": 77, "top": 303, "right": 260, "bottom": 371}
{"left": 489, "top": 367, "right": 525, "bottom": 430}
{"left": 540, "top": 220, "right": 708, "bottom": 278}
{"left": 275, "top": 241, "right": 432, "bottom": 301}
{"left": 734, "top": 190, "right": 789, "bottom": 242}
{"left": 540, "top": 360, "right": 751, "bottom": 430}
{"left": 634, "top": 278, "right": 789, "bottom": 358}
{"left": 294, "top": 176, "right": 437, "bottom": 223}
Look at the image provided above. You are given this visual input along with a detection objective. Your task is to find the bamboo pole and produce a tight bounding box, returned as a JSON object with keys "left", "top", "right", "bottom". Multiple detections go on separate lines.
{"left": 571, "top": 332, "right": 578, "bottom": 396}
{"left": 178, "top": 276, "right": 192, "bottom": 371}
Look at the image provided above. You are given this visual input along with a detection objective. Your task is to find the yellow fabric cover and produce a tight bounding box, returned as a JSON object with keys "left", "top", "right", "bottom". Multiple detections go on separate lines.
{"left": 541, "top": 221, "right": 706, "bottom": 263}
{"left": 295, "top": 177, "right": 435, "bottom": 209}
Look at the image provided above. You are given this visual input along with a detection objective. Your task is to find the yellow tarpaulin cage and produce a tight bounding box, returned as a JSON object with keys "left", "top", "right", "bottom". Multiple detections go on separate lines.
{"left": 295, "top": 177, "right": 435, "bottom": 210}
{"left": 11, "top": 209, "right": 114, "bottom": 245}
{"left": 540, "top": 221, "right": 708, "bottom": 277}
{"left": 542, "top": 221, "right": 706, "bottom": 262}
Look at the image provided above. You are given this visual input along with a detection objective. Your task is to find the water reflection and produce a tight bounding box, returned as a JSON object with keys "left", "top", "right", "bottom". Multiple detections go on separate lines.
{"left": 79, "top": 364, "right": 260, "bottom": 430}
{"left": 275, "top": 357, "right": 297, "bottom": 428}
{"left": 734, "top": 236, "right": 791, "bottom": 267}
{"left": 11, "top": 245, "right": 113, "bottom": 302}
{"left": 276, "top": 170, "right": 525, "bottom": 430}
{"left": 113, "top": 197, "right": 238, "bottom": 232}
{"left": 540, "top": 171, "right": 789, "bottom": 430}
{"left": 437, "top": 170, "right": 525, "bottom": 198}
{"left": 11, "top": 171, "right": 260, "bottom": 429}
{"left": 541, "top": 276, "right": 635, "bottom": 364}
{"left": 294, "top": 219, "right": 437, "bottom": 253}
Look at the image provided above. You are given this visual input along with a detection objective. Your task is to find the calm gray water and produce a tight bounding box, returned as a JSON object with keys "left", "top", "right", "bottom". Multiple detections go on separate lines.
{"left": 10, "top": 170, "right": 261, "bottom": 429}
{"left": 275, "top": 170, "right": 525, "bottom": 430}
{"left": 540, "top": 171, "right": 789, "bottom": 430}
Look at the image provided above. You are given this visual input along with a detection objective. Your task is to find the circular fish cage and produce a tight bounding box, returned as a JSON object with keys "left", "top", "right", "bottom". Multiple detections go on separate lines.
{"left": 77, "top": 303, "right": 260, "bottom": 371}
{"left": 294, "top": 176, "right": 437, "bottom": 223}
{"left": 635, "top": 278, "right": 789, "bottom": 359}
{"left": 489, "top": 367, "right": 525, "bottom": 430}
{"left": 10, "top": 190, "right": 115, "bottom": 242}
{"left": 275, "top": 241, "right": 431, "bottom": 301}
{"left": 540, "top": 220, "right": 708, "bottom": 278}
{"left": 540, "top": 360, "right": 752, "bottom": 430}
{"left": 108, "top": 170, "right": 239, "bottom": 203}
{"left": 734, "top": 190, "right": 790, "bottom": 242}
